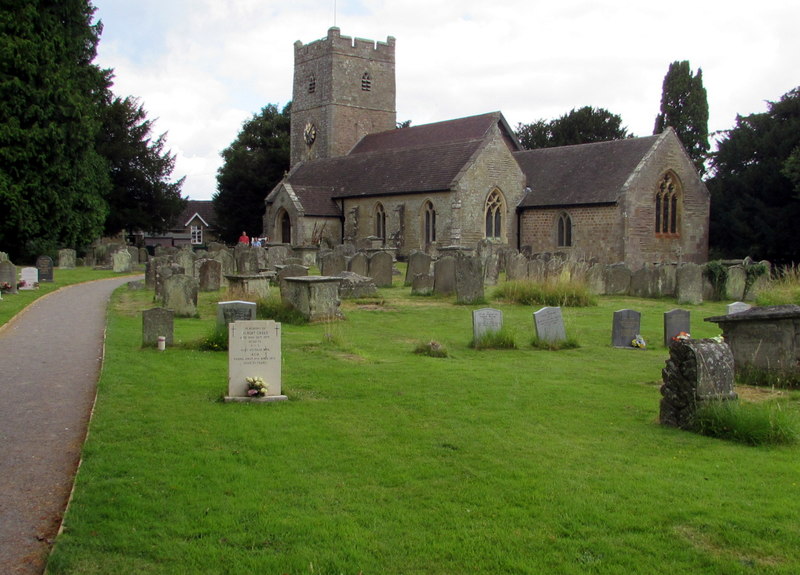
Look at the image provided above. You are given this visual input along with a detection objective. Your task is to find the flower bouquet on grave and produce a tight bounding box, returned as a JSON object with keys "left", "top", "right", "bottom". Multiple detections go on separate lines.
{"left": 631, "top": 334, "right": 647, "bottom": 349}
{"left": 0, "top": 282, "right": 11, "bottom": 293}
{"left": 246, "top": 376, "right": 269, "bottom": 397}
{"left": 671, "top": 331, "right": 691, "bottom": 342}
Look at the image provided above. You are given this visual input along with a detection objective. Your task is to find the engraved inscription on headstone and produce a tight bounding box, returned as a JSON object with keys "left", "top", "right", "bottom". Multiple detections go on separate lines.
{"left": 533, "top": 306, "right": 567, "bottom": 343}
{"left": 612, "top": 309, "right": 641, "bottom": 348}
{"left": 227, "top": 320, "right": 286, "bottom": 401}
{"left": 217, "top": 300, "right": 257, "bottom": 326}
{"left": 19, "top": 267, "right": 38, "bottom": 290}
{"left": 36, "top": 255, "right": 54, "bottom": 282}
{"left": 472, "top": 308, "right": 503, "bottom": 341}
{"left": 663, "top": 308, "right": 690, "bottom": 347}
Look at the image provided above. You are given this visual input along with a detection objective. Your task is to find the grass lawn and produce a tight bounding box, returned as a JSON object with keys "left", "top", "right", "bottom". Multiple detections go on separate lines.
{"left": 45, "top": 275, "right": 800, "bottom": 574}
{"left": 0, "top": 267, "right": 135, "bottom": 328}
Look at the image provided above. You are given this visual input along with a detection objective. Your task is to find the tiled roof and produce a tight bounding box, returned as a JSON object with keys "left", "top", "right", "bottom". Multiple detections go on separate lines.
{"left": 291, "top": 185, "right": 341, "bottom": 217}
{"left": 515, "top": 134, "right": 662, "bottom": 208}
{"left": 179, "top": 200, "right": 218, "bottom": 228}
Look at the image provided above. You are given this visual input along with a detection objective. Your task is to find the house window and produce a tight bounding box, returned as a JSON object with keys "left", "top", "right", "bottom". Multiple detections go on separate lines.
{"left": 484, "top": 189, "right": 505, "bottom": 240}
{"left": 308, "top": 74, "right": 316, "bottom": 94}
{"left": 375, "top": 203, "right": 386, "bottom": 243}
{"left": 361, "top": 72, "right": 372, "bottom": 91}
{"left": 190, "top": 225, "right": 203, "bottom": 245}
{"left": 423, "top": 201, "right": 436, "bottom": 247}
{"left": 655, "top": 173, "right": 680, "bottom": 235}
{"left": 557, "top": 213, "right": 572, "bottom": 247}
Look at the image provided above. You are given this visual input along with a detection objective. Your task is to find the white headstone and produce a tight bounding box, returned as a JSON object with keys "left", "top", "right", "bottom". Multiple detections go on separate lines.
{"left": 727, "top": 301, "right": 751, "bottom": 315}
{"left": 533, "top": 306, "right": 567, "bottom": 342}
{"left": 19, "top": 267, "right": 38, "bottom": 290}
{"left": 472, "top": 308, "right": 503, "bottom": 341}
{"left": 226, "top": 320, "right": 286, "bottom": 402}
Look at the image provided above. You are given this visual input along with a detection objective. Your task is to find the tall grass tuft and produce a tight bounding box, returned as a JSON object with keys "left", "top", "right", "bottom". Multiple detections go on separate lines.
{"left": 256, "top": 295, "right": 308, "bottom": 325}
{"left": 736, "top": 364, "right": 800, "bottom": 390}
{"left": 692, "top": 400, "right": 800, "bottom": 446}
{"left": 493, "top": 277, "right": 596, "bottom": 307}
{"left": 413, "top": 339, "right": 449, "bottom": 358}
{"left": 470, "top": 328, "right": 517, "bottom": 350}
{"left": 756, "top": 264, "right": 800, "bottom": 306}
{"left": 530, "top": 335, "right": 580, "bottom": 351}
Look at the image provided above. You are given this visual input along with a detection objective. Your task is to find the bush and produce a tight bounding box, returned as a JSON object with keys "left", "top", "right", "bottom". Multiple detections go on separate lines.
{"left": 530, "top": 335, "right": 580, "bottom": 351}
{"left": 703, "top": 260, "right": 728, "bottom": 301}
{"left": 470, "top": 328, "right": 516, "bottom": 350}
{"left": 493, "top": 278, "right": 595, "bottom": 307}
{"left": 691, "top": 400, "right": 799, "bottom": 446}
{"left": 256, "top": 296, "right": 308, "bottom": 325}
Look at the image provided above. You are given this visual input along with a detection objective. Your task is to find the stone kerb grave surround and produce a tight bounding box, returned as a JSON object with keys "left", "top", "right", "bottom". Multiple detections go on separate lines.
{"left": 36, "top": 255, "right": 54, "bottom": 282}
{"left": 226, "top": 320, "right": 287, "bottom": 402}
{"left": 534, "top": 306, "right": 567, "bottom": 343}
{"left": 142, "top": 307, "right": 174, "bottom": 347}
{"left": 0, "top": 260, "right": 18, "bottom": 294}
{"left": 705, "top": 305, "right": 800, "bottom": 376}
{"left": 472, "top": 308, "right": 503, "bottom": 341}
{"left": 660, "top": 339, "right": 737, "bottom": 429}
{"left": 217, "top": 300, "right": 257, "bottom": 326}
{"left": 611, "top": 309, "right": 641, "bottom": 348}
{"left": 282, "top": 276, "right": 344, "bottom": 322}
{"left": 663, "top": 309, "right": 691, "bottom": 347}
{"left": 19, "top": 267, "right": 39, "bottom": 290}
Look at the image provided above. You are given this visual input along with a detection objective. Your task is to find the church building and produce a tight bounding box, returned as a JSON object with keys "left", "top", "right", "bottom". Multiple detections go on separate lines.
{"left": 264, "top": 28, "right": 709, "bottom": 269}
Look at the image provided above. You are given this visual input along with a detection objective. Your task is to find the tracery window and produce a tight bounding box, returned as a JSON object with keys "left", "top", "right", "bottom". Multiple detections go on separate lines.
{"left": 423, "top": 201, "right": 436, "bottom": 246}
{"left": 374, "top": 203, "right": 386, "bottom": 243}
{"left": 361, "top": 71, "right": 372, "bottom": 91}
{"left": 484, "top": 189, "right": 505, "bottom": 240}
{"left": 655, "top": 173, "right": 680, "bottom": 235}
{"left": 557, "top": 213, "right": 572, "bottom": 247}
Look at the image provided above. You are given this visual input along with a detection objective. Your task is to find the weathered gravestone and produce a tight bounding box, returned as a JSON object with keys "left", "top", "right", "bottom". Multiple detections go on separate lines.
{"left": 336, "top": 271, "right": 378, "bottom": 299}
{"left": 162, "top": 274, "right": 199, "bottom": 317}
{"left": 0, "top": 260, "right": 18, "bottom": 294}
{"left": 58, "top": 249, "right": 76, "bottom": 269}
{"left": 726, "top": 301, "right": 751, "bottom": 315}
{"left": 155, "top": 264, "right": 185, "bottom": 300}
{"left": 176, "top": 250, "right": 196, "bottom": 278}
{"left": 725, "top": 266, "right": 746, "bottom": 301}
{"left": 211, "top": 248, "right": 235, "bottom": 288}
{"left": 676, "top": 263, "right": 703, "bottom": 305}
{"left": 276, "top": 264, "right": 309, "bottom": 294}
{"left": 612, "top": 309, "right": 641, "bottom": 348}
{"left": 217, "top": 300, "right": 257, "bottom": 326}
{"left": 112, "top": 249, "right": 132, "bottom": 273}
{"left": 36, "top": 255, "right": 54, "bottom": 282}
{"left": 368, "top": 251, "right": 394, "bottom": 287}
{"left": 282, "top": 276, "right": 343, "bottom": 321}
{"left": 433, "top": 256, "right": 455, "bottom": 295}
{"left": 505, "top": 252, "right": 529, "bottom": 281}
{"left": 455, "top": 253, "right": 484, "bottom": 304}
{"left": 411, "top": 273, "right": 434, "bottom": 295}
{"left": 348, "top": 252, "right": 369, "bottom": 277}
{"left": 226, "top": 320, "right": 287, "bottom": 402}
{"left": 320, "top": 251, "right": 347, "bottom": 276}
{"left": 19, "top": 267, "right": 38, "bottom": 290}
{"left": 198, "top": 259, "right": 222, "bottom": 292}
{"left": 142, "top": 308, "right": 174, "bottom": 347}
{"left": 660, "top": 339, "right": 736, "bottom": 429}
{"left": 533, "top": 306, "right": 567, "bottom": 343}
{"left": 405, "top": 251, "right": 432, "bottom": 286}
{"left": 472, "top": 308, "right": 503, "bottom": 341}
{"left": 663, "top": 309, "right": 691, "bottom": 347}
{"left": 234, "top": 244, "right": 259, "bottom": 274}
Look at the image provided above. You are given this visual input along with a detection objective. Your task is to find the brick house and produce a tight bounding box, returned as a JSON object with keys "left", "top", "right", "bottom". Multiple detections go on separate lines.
{"left": 263, "top": 28, "right": 709, "bottom": 267}
{"left": 142, "top": 200, "right": 219, "bottom": 248}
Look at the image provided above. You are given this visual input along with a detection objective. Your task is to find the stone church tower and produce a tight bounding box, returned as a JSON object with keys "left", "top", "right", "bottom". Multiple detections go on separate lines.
{"left": 290, "top": 28, "right": 397, "bottom": 167}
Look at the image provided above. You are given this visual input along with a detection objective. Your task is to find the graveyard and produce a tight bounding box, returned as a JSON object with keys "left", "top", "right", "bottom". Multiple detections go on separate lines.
{"left": 33, "top": 266, "right": 800, "bottom": 575}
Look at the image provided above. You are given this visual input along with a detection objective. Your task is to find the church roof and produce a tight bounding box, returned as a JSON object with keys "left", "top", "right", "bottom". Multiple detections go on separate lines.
{"left": 514, "top": 133, "right": 662, "bottom": 208}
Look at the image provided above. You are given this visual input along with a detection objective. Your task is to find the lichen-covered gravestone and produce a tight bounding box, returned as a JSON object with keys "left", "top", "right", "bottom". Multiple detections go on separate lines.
{"left": 660, "top": 339, "right": 736, "bottom": 429}
{"left": 142, "top": 308, "right": 174, "bottom": 347}
{"left": 226, "top": 320, "right": 287, "bottom": 402}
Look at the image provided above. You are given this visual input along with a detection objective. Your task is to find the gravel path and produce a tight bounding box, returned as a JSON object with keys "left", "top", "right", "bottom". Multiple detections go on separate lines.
{"left": 0, "top": 276, "right": 141, "bottom": 574}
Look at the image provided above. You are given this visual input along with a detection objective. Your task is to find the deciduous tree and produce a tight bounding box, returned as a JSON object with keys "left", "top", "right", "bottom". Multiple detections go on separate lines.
{"left": 654, "top": 61, "right": 709, "bottom": 174}
{"left": 515, "top": 107, "right": 630, "bottom": 150}
{"left": 213, "top": 103, "right": 291, "bottom": 243}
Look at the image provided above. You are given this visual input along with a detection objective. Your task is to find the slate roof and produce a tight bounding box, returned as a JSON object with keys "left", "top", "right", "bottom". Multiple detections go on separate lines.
{"left": 178, "top": 200, "right": 217, "bottom": 228}
{"left": 514, "top": 133, "right": 662, "bottom": 208}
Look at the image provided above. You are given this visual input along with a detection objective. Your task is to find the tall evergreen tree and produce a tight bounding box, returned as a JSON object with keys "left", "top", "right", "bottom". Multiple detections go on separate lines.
{"left": 707, "top": 87, "right": 800, "bottom": 263}
{"left": 0, "top": 0, "right": 110, "bottom": 260}
{"left": 516, "top": 107, "right": 630, "bottom": 150}
{"left": 213, "top": 103, "right": 291, "bottom": 244}
{"left": 97, "top": 95, "right": 186, "bottom": 238}
{"left": 654, "top": 61, "right": 709, "bottom": 174}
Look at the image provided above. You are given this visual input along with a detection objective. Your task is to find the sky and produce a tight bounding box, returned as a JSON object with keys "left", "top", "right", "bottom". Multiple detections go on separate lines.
{"left": 92, "top": 0, "right": 800, "bottom": 201}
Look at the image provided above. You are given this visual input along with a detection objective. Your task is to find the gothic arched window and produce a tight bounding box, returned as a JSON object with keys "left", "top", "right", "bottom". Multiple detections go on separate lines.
{"left": 361, "top": 72, "right": 372, "bottom": 91}
{"left": 374, "top": 203, "right": 386, "bottom": 243}
{"left": 423, "top": 201, "right": 436, "bottom": 247}
{"left": 557, "top": 212, "right": 572, "bottom": 247}
{"left": 484, "top": 189, "right": 505, "bottom": 240}
{"left": 655, "top": 173, "right": 681, "bottom": 235}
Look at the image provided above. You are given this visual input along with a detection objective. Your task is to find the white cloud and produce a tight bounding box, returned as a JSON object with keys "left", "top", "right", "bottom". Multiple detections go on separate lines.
{"left": 93, "top": 0, "right": 800, "bottom": 200}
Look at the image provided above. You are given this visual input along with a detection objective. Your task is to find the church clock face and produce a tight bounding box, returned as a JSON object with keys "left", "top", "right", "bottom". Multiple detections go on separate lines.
{"left": 303, "top": 122, "right": 317, "bottom": 146}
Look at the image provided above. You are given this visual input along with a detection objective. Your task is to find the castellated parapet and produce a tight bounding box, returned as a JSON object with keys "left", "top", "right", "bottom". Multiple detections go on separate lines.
{"left": 294, "top": 27, "right": 396, "bottom": 61}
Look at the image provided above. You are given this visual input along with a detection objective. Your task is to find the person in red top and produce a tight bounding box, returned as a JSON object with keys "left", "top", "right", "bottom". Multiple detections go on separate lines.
{"left": 238, "top": 231, "right": 249, "bottom": 244}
